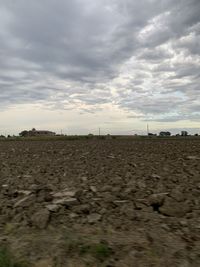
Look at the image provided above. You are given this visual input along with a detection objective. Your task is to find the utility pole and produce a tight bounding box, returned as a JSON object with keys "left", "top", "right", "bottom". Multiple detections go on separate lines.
{"left": 147, "top": 123, "right": 149, "bottom": 136}
{"left": 99, "top": 128, "right": 101, "bottom": 136}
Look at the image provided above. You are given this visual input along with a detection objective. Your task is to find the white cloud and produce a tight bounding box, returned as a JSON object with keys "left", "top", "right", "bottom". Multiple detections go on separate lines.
{"left": 0, "top": 0, "right": 200, "bottom": 134}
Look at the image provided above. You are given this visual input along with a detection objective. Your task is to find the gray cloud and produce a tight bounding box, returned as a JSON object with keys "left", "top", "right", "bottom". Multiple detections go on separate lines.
{"left": 0, "top": 0, "right": 200, "bottom": 123}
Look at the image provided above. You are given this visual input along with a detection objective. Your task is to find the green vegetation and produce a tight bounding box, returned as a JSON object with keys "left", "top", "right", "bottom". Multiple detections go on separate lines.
{"left": 0, "top": 247, "right": 28, "bottom": 267}
{"left": 64, "top": 233, "right": 112, "bottom": 262}
{"left": 89, "top": 243, "right": 112, "bottom": 261}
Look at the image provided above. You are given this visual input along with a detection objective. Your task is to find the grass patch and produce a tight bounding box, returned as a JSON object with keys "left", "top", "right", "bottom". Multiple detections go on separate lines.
{"left": 0, "top": 247, "right": 28, "bottom": 267}
{"left": 64, "top": 233, "right": 112, "bottom": 262}
{"left": 89, "top": 243, "right": 112, "bottom": 261}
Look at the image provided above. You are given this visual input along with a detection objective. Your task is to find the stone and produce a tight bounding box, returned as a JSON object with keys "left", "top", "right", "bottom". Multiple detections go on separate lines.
{"left": 186, "top": 156, "right": 200, "bottom": 160}
{"left": 151, "top": 174, "right": 161, "bottom": 179}
{"left": 161, "top": 223, "right": 170, "bottom": 231}
{"left": 90, "top": 186, "right": 97, "bottom": 193}
{"left": 159, "top": 197, "right": 190, "bottom": 217}
{"left": 64, "top": 198, "right": 79, "bottom": 206}
{"left": 179, "top": 219, "right": 188, "bottom": 227}
{"left": 52, "top": 190, "right": 76, "bottom": 198}
{"left": 148, "top": 193, "right": 169, "bottom": 206}
{"left": 69, "top": 213, "right": 79, "bottom": 219}
{"left": 170, "top": 188, "right": 185, "bottom": 202}
{"left": 29, "top": 184, "right": 51, "bottom": 192}
{"left": 113, "top": 200, "right": 129, "bottom": 205}
{"left": 107, "top": 155, "right": 115, "bottom": 159}
{"left": 37, "top": 190, "right": 53, "bottom": 202}
{"left": 14, "top": 195, "right": 35, "bottom": 208}
{"left": 87, "top": 213, "right": 102, "bottom": 223}
{"left": 74, "top": 204, "right": 90, "bottom": 214}
{"left": 120, "top": 205, "right": 135, "bottom": 219}
{"left": 46, "top": 204, "right": 60, "bottom": 212}
{"left": 2, "top": 184, "right": 8, "bottom": 188}
{"left": 17, "top": 190, "right": 32, "bottom": 196}
{"left": 31, "top": 209, "right": 50, "bottom": 229}
{"left": 99, "top": 208, "right": 107, "bottom": 214}
{"left": 137, "top": 180, "right": 146, "bottom": 189}
{"left": 53, "top": 197, "right": 78, "bottom": 206}
{"left": 81, "top": 176, "right": 88, "bottom": 182}
{"left": 101, "top": 185, "right": 113, "bottom": 192}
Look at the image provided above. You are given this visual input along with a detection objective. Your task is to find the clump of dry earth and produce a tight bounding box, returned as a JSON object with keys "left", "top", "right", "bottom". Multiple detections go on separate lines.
{"left": 0, "top": 139, "right": 200, "bottom": 266}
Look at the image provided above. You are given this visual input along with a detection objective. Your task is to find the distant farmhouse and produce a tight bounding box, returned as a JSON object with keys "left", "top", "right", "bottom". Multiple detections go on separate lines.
{"left": 148, "top": 133, "right": 157, "bottom": 136}
{"left": 159, "top": 131, "right": 171, "bottom": 137}
{"left": 19, "top": 128, "right": 55, "bottom": 137}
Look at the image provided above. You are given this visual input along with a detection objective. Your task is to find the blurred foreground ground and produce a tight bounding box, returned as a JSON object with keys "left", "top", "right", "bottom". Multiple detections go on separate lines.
{"left": 0, "top": 139, "right": 200, "bottom": 266}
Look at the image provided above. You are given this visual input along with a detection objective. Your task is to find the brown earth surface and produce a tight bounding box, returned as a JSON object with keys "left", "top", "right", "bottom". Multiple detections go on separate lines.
{"left": 0, "top": 138, "right": 200, "bottom": 266}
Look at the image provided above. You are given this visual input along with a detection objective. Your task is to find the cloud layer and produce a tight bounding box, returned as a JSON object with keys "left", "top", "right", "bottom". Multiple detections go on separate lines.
{"left": 0, "top": 0, "right": 200, "bottom": 123}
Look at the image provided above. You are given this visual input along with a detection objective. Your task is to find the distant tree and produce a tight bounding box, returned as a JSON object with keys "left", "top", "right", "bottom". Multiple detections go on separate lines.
{"left": 159, "top": 131, "right": 171, "bottom": 136}
{"left": 19, "top": 130, "right": 28, "bottom": 137}
{"left": 181, "top": 131, "right": 188, "bottom": 136}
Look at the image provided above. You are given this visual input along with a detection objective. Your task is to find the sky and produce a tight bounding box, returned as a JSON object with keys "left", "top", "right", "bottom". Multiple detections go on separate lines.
{"left": 0, "top": 0, "right": 200, "bottom": 135}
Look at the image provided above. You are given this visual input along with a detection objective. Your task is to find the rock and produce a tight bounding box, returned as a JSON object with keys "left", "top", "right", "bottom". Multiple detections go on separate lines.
{"left": 37, "top": 190, "right": 53, "bottom": 202}
{"left": 14, "top": 195, "right": 35, "bottom": 208}
{"left": 134, "top": 199, "right": 149, "bottom": 211}
{"left": 107, "top": 155, "right": 115, "bottom": 159}
{"left": 69, "top": 213, "right": 79, "bottom": 219}
{"left": 124, "top": 187, "right": 136, "bottom": 195}
{"left": 2, "top": 184, "right": 8, "bottom": 188}
{"left": 90, "top": 186, "right": 97, "bottom": 193}
{"left": 128, "top": 162, "right": 137, "bottom": 168}
{"left": 53, "top": 197, "right": 78, "bottom": 206}
{"left": 64, "top": 198, "right": 79, "bottom": 206}
{"left": 81, "top": 176, "right": 88, "bottom": 182}
{"left": 101, "top": 185, "right": 113, "bottom": 192}
{"left": 113, "top": 200, "right": 129, "bottom": 205}
{"left": 46, "top": 204, "right": 60, "bottom": 212}
{"left": 159, "top": 197, "right": 190, "bottom": 217}
{"left": 92, "top": 197, "right": 102, "bottom": 201}
{"left": 23, "top": 174, "right": 32, "bottom": 179}
{"left": 74, "top": 204, "right": 90, "bottom": 214}
{"left": 100, "top": 192, "right": 115, "bottom": 203}
{"left": 179, "top": 219, "right": 188, "bottom": 227}
{"left": 74, "top": 189, "right": 83, "bottom": 198}
{"left": 29, "top": 184, "right": 51, "bottom": 193}
{"left": 120, "top": 204, "right": 135, "bottom": 219}
{"left": 87, "top": 213, "right": 102, "bottom": 223}
{"left": 111, "top": 186, "right": 121, "bottom": 194}
{"left": 161, "top": 223, "right": 170, "bottom": 231}
{"left": 52, "top": 190, "right": 76, "bottom": 198}
{"left": 17, "top": 190, "right": 32, "bottom": 196}
{"left": 29, "top": 184, "right": 38, "bottom": 191}
{"left": 31, "top": 209, "right": 50, "bottom": 229}
{"left": 148, "top": 193, "right": 169, "bottom": 206}
{"left": 137, "top": 180, "right": 146, "bottom": 189}
{"left": 186, "top": 156, "right": 200, "bottom": 160}
{"left": 170, "top": 187, "right": 185, "bottom": 202}
{"left": 151, "top": 174, "right": 161, "bottom": 179}
{"left": 99, "top": 208, "right": 107, "bottom": 215}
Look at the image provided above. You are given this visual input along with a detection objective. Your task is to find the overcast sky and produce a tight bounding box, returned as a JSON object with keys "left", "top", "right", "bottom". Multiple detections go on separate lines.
{"left": 0, "top": 0, "right": 200, "bottom": 135}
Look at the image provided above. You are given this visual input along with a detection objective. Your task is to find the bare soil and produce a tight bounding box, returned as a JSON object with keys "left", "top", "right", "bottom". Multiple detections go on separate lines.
{"left": 0, "top": 139, "right": 200, "bottom": 266}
